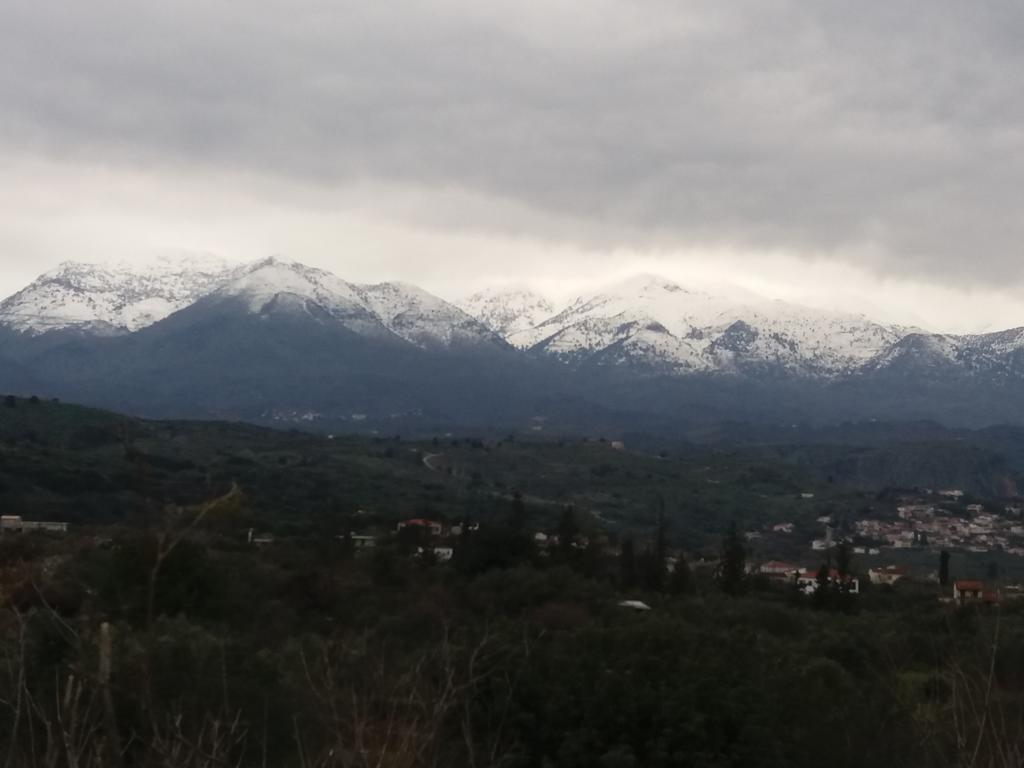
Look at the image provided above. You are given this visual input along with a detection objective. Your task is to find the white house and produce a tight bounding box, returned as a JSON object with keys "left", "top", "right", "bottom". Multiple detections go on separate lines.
{"left": 797, "top": 568, "right": 860, "bottom": 595}
{"left": 1, "top": 515, "right": 67, "bottom": 534}
{"left": 397, "top": 519, "right": 444, "bottom": 536}
{"left": 759, "top": 561, "right": 798, "bottom": 580}
{"left": 868, "top": 565, "right": 908, "bottom": 585}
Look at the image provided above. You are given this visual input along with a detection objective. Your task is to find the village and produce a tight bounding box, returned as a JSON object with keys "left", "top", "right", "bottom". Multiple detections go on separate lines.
{"left": 849, "top": 494, "right": 1024, "bottom": 556}
{"left": 6, "top": 484, "right": 1024, "bottom": 609}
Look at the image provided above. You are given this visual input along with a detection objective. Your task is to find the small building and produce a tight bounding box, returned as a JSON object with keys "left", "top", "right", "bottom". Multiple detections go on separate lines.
{"left": 869, "top": 565, "right": 908, "bottom": 586}
{"left": 772, "top": 522, "right": 794, "bottom": 534}
{"left": 397, "top": 519, "right": 443, "bottom": 536}
{"left": 1, "top": 515, "right": 67, "bottom": 534}
{"left": 759, "top": 561, "right": 799, "bottom": 580}
{"left": 350, "top": 534, "right": 377, "bottom": 549}
{"left": 953, "top": 580, "right": 1000, "bottom": 605}
{"left": 416, "top": 546, "right": 454, "bottom": 562}
{"left": 797, "top": 568, "right": 860, "bottom": 595}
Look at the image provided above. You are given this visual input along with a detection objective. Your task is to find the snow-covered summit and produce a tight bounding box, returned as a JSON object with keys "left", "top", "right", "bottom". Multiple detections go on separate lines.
{"left": 216, "top": 258, "right": 366, "bottom": 313}
{"left": 0, "top": 253, "right": 239, "bottom": 335}
{"left": 507, "top": 275, "right": 911, "bottom": 376}
{"left": 0, "top": 256, "right": 503, "bottom": 350}
{"left": 356, "top": 282, "right": 505, "bottom": 349}
{"left": 209, "top": 257, "right": 393, "bottom": 338}
{"left": 7, "top": 256, "right": 1024, "bottom": 381}
{"left": 458, "top": 287, "right": 558, "bottom": 339}
{"left": 206, "top": 259, "right": 502, "bottom": 348}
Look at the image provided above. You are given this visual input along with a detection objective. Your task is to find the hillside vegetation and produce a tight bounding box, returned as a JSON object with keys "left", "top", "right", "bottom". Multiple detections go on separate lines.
{"left": 2, "top": 399, "right": 1024, "bottom": 766}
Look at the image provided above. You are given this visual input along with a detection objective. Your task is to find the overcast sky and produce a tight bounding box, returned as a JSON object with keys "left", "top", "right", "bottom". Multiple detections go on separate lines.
{"left": 3, "top": 1, "right": 1024, "bottom": 332}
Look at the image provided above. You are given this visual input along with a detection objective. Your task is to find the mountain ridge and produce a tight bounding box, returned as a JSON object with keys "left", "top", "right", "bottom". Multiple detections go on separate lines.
{"left": 4, "top": 257, "right": 1024, "bottom": 432}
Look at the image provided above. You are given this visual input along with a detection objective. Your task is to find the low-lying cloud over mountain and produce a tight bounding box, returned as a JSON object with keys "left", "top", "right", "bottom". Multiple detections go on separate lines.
{"left": 5, "top": 2, "right": 1024, "bottom": 332}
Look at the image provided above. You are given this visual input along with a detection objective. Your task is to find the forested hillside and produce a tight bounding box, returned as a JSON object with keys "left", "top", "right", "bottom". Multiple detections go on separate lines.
{"left": 3, "top": 399, "right": 1024, "bottom": 766}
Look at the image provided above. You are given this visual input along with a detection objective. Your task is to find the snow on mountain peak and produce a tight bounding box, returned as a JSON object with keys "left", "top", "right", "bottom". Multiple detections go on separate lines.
{"left": 501, "top": 273, "right": 912, "bottom": 376}
{"left": 458, "top": 286, "right": 558, "bottom": 338}
{"left": 0, "top": 253, "right": 239, "bottom": 334}
{"left": 216, "top": 258, "right": 364, "bottom": 312}
{"left": 357, "top": 281, "right": 505, "bottom": 348}
{"left": 8, "top": 257, "right": 1020, "bottom": 380}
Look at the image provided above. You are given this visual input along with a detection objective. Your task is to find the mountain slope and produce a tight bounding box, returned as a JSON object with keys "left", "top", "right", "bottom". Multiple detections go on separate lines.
{"left": 7, "top": 259, "right": 1024, "bottom": 431}
{"left": 2, "top": 258, "right": 551, "bottom": 429}
{"left": 356, "top": 282, "right": 508, "bottom": 349}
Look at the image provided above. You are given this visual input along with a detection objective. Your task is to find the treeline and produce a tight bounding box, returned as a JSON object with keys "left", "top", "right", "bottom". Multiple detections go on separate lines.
{"left": 2, "top": 487, "right": 1024, "bottom": 767}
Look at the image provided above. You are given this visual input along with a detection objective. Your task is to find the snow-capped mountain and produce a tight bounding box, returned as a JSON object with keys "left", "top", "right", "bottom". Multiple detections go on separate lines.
{"left": 0, "top": 253, "right": 239, "bottom": 335}
{"left": 502, "top": 275, "right": 910, "bottom": 377}
{"left": 355, "top": 282, "right": 506, "bottom": 349}
{"left": 0, "top": 256, "right": 505, "bottom": 351}
{"left": 6, "top": 258, "right": 1024, "bottom": 429}
{"left": 211, "top": 258, "right": 394, "bottom": 339}
{"left": 867, "top": 327, "right": 1024, "bottom": 379}
{"left": 458, "top": 287, "right": 558, "bottom": 338}
{"left": 214, "top": 258, "right": 504, "bottom": 349}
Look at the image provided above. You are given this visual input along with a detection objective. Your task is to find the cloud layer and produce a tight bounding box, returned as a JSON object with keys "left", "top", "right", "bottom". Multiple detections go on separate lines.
{"left": 3, "top": 1, "right": 1024, "bottom": 323}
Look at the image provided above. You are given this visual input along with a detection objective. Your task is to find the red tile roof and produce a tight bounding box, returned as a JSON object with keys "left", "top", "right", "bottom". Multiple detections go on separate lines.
{"left": 955, "top": 580, "right": 985, "bottom": 591}
{"left": 760, "top": 561, "right": 798, "bottom": 571}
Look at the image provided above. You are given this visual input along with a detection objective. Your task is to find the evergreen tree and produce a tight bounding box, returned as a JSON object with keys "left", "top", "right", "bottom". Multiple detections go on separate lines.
{"left": 338, "top": 525, "right": 354, "bottom": 561}
{"left": 717, "top": 522, "right": 746, "bottom": 596}
{"left": 939, "top": 550, "right": 950, "bottom": 587}
{"left": 510, "top": 491, "right": 527, "bottom": 532}
{"left": 640, "top": 546, "right": 660, "bottom": 592}
{"left": 669, "top": 553, "right": 693, "bottom": 595}
{"left": 557, "top": 505, "right": 579, "bottom": 562}
{"left": 619, "top": 536, "right": 637, "bottom": 590}
{"left": 813, "top": 562, "right": 833, "bottom": 609}
{"left": 650, "top": 501, "right": 668, "bottom": 592}
{"left": 835, "top": 541, "right": 851, "bottom": 579}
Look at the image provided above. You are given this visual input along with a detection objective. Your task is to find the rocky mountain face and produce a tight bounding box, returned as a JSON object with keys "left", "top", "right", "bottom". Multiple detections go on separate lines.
{"left": 4, "top": 258, "right": 1024, "bottom": 432}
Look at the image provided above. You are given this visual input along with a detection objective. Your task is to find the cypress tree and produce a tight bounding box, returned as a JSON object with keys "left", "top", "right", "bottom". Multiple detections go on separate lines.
{"left": 669, "top": 553, "right": 693, "bottom": 595}
{"left": 939, "top": 550, "right": 950, "bottom": 587}
{"left": 620, "top": 536, "right": 637, "bottom": 590}
{"left": 557, "top": 505, "right": 579, "bottom": 562}
{"left": 717, "top": 522, "right": 747, "bottom": 596}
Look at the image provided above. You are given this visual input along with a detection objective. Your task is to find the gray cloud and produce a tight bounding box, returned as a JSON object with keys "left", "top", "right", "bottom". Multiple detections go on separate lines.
{"left": 3, "top": 0, "right": 1024, "bottom": 285}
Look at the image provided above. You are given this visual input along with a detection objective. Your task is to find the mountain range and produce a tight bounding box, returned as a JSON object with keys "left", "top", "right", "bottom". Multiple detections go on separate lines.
{"left": 3, "top": 255, "right": 1024, "bottom": 434}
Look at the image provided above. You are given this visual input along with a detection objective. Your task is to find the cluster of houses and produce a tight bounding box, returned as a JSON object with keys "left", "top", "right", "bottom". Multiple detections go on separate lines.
{"left": 756, "top": 559, "right": 1013, "bottom": 605}
{"left": 852, "top": 498, "right": 1024, "bottom": 555}
{"left": 756, "top": 561, "right": 863, "bottom": 594}
{"left": 0, "top": 515, "right": 68, "bottom": 534}
{"left": 249, "top": 514, "right": 605, "bottom": 564}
